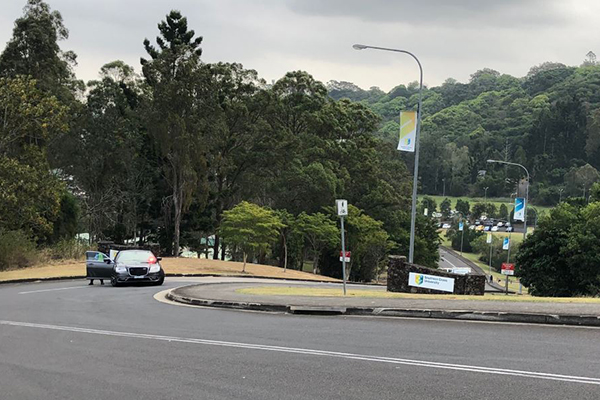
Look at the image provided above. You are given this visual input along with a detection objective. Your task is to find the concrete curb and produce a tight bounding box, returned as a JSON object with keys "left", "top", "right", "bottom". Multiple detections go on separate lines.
{"left": 166, "top": 287, "right": 600, "bottom": 327}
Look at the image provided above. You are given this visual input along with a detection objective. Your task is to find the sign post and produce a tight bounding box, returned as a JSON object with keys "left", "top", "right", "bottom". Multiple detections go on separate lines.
{"left": 503, "top": 234, "right": 511, "bottom": 295}
{"left": 459, "top": 221, "right": 464, "bottom": 255}
{"left": 336, "top": 199, "right": 348, "bottom": 295}
{"left": 487, "top": 233, "right": 493, "bottom": 279}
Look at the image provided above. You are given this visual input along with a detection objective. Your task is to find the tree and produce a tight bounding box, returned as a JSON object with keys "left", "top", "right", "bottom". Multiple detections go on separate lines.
{"left": 446, "top": 223, "right": 482, "bottom": 253}
{"left": 420, "top": 196, "right": 437, "bottom": 215}
{"left": 0, "top": 0, "right": 81, "bottom": 100}
{"left": 296, "top": 212, "right": 339, "bottom": 274}
{"left": 219, "top": 202, "right": 283, "bottom": 272}
{"left": 498, "top": 204, "right": 509, "bottom": 220}
{"left": 440, "top": 198, "right": 452, "bottom": 219}
{"left": 455, "top": 199, "right": 470, "bottom": 217}
{"left": 141, "top": 11, "right": 211, "bottom": 256}
{"left": 0, "top": 76, "right": 68, "bottom": 242}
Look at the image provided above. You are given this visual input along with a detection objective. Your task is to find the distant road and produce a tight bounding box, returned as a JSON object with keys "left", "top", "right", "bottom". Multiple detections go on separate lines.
{"left": 439, "top": 247, "right": 504, "bottom": 292}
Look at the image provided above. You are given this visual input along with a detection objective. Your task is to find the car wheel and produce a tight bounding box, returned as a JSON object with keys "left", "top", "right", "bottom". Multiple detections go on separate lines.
{"left": 111, "top": 276, "right": 120, "bottom": 287}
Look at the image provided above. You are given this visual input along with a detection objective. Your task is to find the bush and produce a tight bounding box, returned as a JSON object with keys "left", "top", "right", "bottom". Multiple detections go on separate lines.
{"left": 48, "top": 239, "right": 92, "bottom": 261}
{"left": 0, "top": 230, "right": 39, "bottom": 271}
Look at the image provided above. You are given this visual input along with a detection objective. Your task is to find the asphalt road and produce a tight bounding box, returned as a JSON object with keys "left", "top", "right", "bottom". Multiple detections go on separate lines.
{"left": 1, "top": 278, "right": 599, "bottom": 399}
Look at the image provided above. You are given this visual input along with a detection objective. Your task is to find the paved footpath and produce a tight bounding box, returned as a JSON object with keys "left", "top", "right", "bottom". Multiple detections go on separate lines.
{"left": 170, "top": 281, "right": 600, "bottom": 326}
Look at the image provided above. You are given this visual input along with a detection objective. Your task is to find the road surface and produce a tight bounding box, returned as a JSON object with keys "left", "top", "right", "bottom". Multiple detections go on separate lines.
{"left": 1, "top": 278, "right": 599, "bottom": 399}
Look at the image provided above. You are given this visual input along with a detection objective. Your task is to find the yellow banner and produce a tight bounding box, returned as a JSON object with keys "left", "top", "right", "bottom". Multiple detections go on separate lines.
{"left": 399, "top": 111, "right": 416, "bottom": 152}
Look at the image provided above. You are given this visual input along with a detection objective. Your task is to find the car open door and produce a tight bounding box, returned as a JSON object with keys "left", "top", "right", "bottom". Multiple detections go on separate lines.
{"left": 86, "top": 251, "right": 112, "bottom": 279}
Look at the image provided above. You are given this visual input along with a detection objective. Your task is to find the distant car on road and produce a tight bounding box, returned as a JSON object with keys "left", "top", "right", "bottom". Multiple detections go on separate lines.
{"left": 86, "top": 249, "right": 165, "bottom": 287}
{"left": 491, "top": 226, "right": 499, "bottom": 232}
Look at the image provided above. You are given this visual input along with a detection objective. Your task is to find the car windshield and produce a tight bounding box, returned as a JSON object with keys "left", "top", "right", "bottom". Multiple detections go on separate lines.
{"left": 115, "top": 250, "right": 155, "bottom": 263}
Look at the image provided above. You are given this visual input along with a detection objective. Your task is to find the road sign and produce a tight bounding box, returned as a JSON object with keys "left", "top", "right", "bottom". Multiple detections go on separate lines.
{"left": 486, "top": 233, "right": 492, "bottom": 244}
{"left": 339, "top": 251, "right": 351, "bottom": 263}
{"left": 336, "top": 199, "right": 348, "bottom": 216}
{"left": 458, "top": 222, "right": 464, "bottom": 231}
{"left": 503, "top": 237, "right": 510, "bottom": 250}
{"left": 501, "top": 263, "right": 515, "bottom": 275}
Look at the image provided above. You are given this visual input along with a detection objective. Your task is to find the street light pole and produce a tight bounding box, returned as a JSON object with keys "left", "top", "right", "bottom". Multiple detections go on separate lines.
{"left": 484, "top": 186, "right": 489, "bottom": 204}
{"left": 442, "top": 178, "right": 446, "bottom": 197}
{"left": 558, "top": 188, "right": 564, "bottom": 204}
{"left": 354, "top": 44, "right": 423, "bottom": 264}
{"left": 487, "top": 159, "right": 530, "bottom": 242}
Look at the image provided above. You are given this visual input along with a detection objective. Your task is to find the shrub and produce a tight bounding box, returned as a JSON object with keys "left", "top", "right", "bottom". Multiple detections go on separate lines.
{"left": 48, "top": 239, "right": 91, "bottom": 261}
{"left": 0, "top": 230, "right": 39, "bottom": 271}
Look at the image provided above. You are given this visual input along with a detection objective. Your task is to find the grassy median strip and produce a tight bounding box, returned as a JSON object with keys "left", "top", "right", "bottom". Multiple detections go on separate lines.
{"left": 236, "top": 286, "right": 600, "bottom": 303}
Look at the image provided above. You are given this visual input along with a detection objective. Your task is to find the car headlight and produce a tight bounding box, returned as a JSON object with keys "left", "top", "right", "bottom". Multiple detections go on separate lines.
{"left": 115, "top": 266, "right": 127, "bottom": 273}
{"left": 149, "top": 264, "right": 161, "bottom": 273}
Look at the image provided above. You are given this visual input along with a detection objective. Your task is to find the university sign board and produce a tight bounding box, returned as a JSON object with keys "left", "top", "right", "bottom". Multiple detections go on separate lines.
{"left": 501, "top": 263, "right": 515, "bottom": 276}
{"left": 408, "top": 272, "right": 455, "bottom": 293}
{"left": 398, "top": 111, "right": 417, "bottom": 152}
{"left": 339, "top": 251, "right": 351, "bottom": 263}
{"left": 514, "top": 197, "right": 525, "bottom": 221}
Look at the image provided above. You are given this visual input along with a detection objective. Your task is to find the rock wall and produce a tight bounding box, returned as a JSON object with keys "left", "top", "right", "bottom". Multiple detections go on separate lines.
{"left": 387, "top": 256, "right": 485, "bottom": 296}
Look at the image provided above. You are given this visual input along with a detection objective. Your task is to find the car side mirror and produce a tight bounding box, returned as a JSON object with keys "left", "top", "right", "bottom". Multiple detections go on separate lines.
{"left": 104, "top": 259, "right": 113, "bottom": 264}
{"left": 156, "top": 257, "right": 162, "bottom": 262}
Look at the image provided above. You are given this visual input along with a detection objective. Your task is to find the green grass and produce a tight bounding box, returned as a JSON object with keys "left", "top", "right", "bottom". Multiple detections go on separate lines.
{"left": 236, "top": 286, "right": 598, "bottom": 303}
{"left": 420, "top": 195, "right": 552, "bottom": 214}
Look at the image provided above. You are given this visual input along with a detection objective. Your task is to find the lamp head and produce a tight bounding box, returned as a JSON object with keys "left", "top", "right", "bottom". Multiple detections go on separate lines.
{"left": 486, "top": 159, "right": 496, "bottom": 164}
{"left": 353, "top": 44, "right": 368, "bottom": 50}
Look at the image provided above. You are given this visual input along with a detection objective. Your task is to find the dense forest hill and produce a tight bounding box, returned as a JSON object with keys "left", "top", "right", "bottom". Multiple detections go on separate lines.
{"left": 327, "top": 55, "right": 600, "bottom": 205}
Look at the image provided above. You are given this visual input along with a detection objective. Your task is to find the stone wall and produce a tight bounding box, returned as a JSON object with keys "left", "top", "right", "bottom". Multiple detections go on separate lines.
{"left": 387, "top": 256, "right": 485, "bottom": 296}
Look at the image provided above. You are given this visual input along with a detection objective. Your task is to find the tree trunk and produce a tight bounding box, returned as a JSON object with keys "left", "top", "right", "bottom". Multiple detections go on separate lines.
{"left": 220, "top": 239, "right": 226, "bottom": 260}
{"left": 213, "top": 234, "right": 220, "bottom": 260}
{"left": 283, "top": 236, "right": 287, "bottom": 273}
{"left": 204, "top": 235, "right": 209, "bottom": 258}
{"left": 173, "top": 188, "right": 182, "bottom": 257}
{"left": 313, "top": 251, "right": 319, "bottom": 274}
{"left": 242, "top": 252, "right": 247, "bottom": 273}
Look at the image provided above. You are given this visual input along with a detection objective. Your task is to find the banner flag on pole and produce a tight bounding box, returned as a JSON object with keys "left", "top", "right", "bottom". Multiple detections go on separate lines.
{"left": 514, "top": 197, "right": 525, "bottom": 221}
{"left": 398, "top": 111, "right": 417, "bottom": 152}
{"left": 503, "top": 237, "right": 510, "bottom": 250}
{"left": 487, "top": 233, "right": 492, "bottom": 244}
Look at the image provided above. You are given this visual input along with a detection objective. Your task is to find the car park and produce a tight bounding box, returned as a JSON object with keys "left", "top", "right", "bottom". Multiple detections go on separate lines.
{"left": 86, "top": 249, "right": 165, "bottom": 286}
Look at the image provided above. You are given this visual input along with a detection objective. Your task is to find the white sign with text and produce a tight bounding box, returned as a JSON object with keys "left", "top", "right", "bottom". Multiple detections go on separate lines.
{"left": 408, "top": 272, "right": 455, "bottom": 293}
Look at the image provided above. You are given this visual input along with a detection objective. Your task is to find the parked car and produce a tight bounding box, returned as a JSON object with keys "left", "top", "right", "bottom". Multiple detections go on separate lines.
{"left": 469, "top": 225, "right": 476, "bottom": 230}
{"left": 442, "top": 223, "right": 451, "bottom": 229}
{"left": 491, "top": 226, "right": 499, "bottom": 232}
{"left": 86, "top": 249, "right": 165, "bottom": 287}
{"left": 497, "top": 222, "right": 504, "bottom": 227}
{"left": 475, "top": 225, "right": 484, "bottom": 231}
{"left": 505, "top": 226, "right": 514, "bottom": 232}
{"left": 484, "top": 225, "right": 491, "bottom": 231}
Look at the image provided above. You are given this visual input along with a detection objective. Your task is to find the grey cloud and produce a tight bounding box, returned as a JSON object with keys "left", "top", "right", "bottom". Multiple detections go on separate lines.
{"left": 286, "top": 0, "right": 565, "bottom": 27}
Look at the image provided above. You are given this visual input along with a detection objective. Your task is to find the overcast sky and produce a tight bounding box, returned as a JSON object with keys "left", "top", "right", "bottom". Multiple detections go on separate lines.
{"left": 1, "top": 0, "right": 599, "bottom": 91}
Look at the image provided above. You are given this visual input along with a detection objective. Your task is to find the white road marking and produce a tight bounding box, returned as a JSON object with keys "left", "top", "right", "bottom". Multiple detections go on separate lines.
{"left": 1, "top": 319, "right": 599, "bottom": 386}
{"left": 18, "top": 286, "right": 88, "bottom": 295}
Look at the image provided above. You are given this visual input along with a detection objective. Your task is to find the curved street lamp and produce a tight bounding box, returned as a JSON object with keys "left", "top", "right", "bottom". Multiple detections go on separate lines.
{"left": 487, "top": 159, "right": 530, "bottom": 242}
{"left": 353, "top": 43, "right": 423, "bottom": 264}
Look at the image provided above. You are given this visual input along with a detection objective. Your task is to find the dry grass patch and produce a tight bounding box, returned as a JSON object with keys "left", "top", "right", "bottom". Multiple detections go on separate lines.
{"left": 0, "top": 257, "right": 339, "bottom": 283}
{"left": 236, "top": 286, "right": 600, "bottom": 303}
